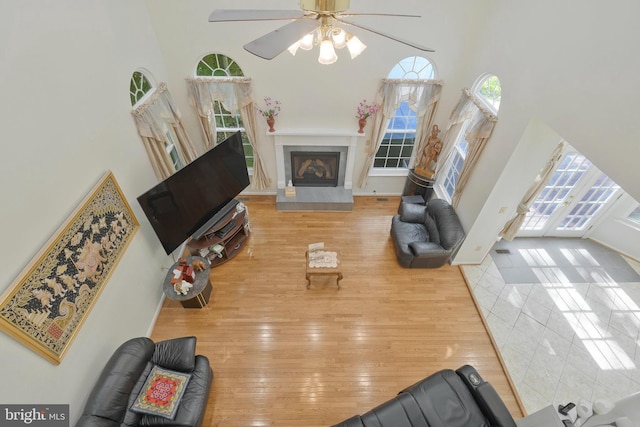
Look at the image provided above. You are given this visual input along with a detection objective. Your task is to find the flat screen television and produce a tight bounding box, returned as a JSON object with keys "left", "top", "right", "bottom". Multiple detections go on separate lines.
{"left": 137, "top": 132, "right": 250, "bottom": 254}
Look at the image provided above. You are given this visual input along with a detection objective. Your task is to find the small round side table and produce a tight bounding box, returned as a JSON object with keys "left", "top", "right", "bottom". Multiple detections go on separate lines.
{"left": 162, "top": 256, "right": 212, "bottom": 308}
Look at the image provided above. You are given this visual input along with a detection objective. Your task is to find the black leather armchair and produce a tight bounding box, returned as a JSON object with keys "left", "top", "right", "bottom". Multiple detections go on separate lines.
{"left": 76, "top": 336, "right": 212, "bottom": 427}
{"left": 391, "top": 198, "right": 465, "bottom": 268}
{"left": 331, "top": 365, "right": 517, "bottom": 427}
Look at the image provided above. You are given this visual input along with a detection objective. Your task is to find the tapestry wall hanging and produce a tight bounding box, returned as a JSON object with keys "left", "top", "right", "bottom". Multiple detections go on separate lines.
{"left": 0, "top": 171, "right": 138, "bottom": 364}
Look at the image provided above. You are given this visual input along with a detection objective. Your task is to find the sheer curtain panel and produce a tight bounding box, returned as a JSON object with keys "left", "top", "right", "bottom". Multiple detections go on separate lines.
{"left": 498, "top": 141, "right": 565, "bottom": 240}
{"left": 186, "top": 77, "right": 271, "bottom": 189}
{"left": 131, "top": 82, "right": 198, "bottom": 180}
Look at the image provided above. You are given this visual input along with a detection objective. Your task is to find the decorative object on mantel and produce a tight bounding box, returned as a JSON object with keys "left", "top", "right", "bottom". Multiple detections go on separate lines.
{"left": 356, "top": 99, "right": 379, "bottom": 134}
{"left": 414, "top": 124, "right": 442, "bottom": 179}
{"left": 0, "top": 171, "right": 138, "bottom": 364}
{"left": 256, "top": 96, "right": 281, "bottom": 132}
{"left": 208, "top": 0, "right": 435, "bottom": 64}
{"left": 285, "top": 180, "right": 296, "bottom": 197}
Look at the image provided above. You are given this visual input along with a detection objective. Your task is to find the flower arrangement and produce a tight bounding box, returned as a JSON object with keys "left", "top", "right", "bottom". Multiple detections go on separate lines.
{"left": 256, "top": 96, "right": 281, "bottom": 119}
{"left": 356, "top": 99, "right": 379, "bottom": 120}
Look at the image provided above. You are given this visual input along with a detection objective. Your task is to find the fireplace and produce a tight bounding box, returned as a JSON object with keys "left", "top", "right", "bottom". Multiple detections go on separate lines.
{"left": 271, "top": 129, "right": 365, "bottom": 211}
{"left": 291, "top": 151, "right": 339, "bottom": 187}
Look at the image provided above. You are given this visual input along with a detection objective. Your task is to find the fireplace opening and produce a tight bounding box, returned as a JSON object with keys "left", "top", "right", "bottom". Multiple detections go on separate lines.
{"left": 291, "top": 151, "right": 339, "bottom": 187}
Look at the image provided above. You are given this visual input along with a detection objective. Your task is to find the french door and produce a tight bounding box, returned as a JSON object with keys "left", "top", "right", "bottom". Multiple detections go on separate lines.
{"left": 518, "top": 148, "right": 621, "bottom": 237}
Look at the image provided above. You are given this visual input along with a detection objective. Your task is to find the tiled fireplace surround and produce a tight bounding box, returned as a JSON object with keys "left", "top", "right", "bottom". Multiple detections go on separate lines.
{"left": 273, "top": 129, "right": 363, "bottom": 210}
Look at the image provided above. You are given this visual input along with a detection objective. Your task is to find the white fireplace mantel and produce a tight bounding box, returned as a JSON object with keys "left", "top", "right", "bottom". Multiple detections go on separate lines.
{"left": 271, "top": 129, "right": 364, "bottom": 190}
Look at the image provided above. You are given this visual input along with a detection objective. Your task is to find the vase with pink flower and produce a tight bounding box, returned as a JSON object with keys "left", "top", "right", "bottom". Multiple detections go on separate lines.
{"left": 256, "top": 96, "right": 281, "bottom": 132}
{"left": 356, "top": 99, "right": 379, "bottom": 133}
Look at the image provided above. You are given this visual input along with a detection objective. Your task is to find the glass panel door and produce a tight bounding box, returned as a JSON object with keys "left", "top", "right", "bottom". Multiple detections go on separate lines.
{"left": 519, "top": 151, "right": 590, "bottom": 233}
{"left": 519, "top": 149, "right": 621, "bottom": 237}
{"left": 553, "top": 173, "right": 620, "bottom": 235}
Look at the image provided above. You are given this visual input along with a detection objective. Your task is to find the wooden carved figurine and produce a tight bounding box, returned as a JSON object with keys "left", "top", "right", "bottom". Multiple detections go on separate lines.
{"left": 192, "top": 259, "right": 207, "bottom": 272}
{"left": 415, "top": 124, "right": 442, "bottom": 179}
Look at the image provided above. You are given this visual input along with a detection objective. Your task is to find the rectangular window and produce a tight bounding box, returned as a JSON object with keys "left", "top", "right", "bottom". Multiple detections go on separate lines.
{"left": 164, "top": 128, "right": 184, "bottom": 171}
{"left": 373, "top": 101, "right": 417, "bottom": 170}
{"left": 210, "top": 101, "right": 253, "bottom": 168}
{"left": 438, "top": 122, "right": 470, "bottom": 200}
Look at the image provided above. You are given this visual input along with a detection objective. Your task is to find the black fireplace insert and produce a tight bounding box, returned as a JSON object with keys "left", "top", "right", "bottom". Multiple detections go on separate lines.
{"left": 290, "top": 151, "right": 339, "bottom": 187}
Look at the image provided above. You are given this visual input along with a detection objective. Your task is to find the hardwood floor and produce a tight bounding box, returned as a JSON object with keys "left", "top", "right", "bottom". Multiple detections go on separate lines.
{"left": 151, "top": 195, "right": 524, "bottom": 426}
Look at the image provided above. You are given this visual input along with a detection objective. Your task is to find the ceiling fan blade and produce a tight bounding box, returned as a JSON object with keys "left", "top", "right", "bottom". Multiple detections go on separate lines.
{"left": 338, "top": 13, "right": 421, "bottom": 18}
{"left": 336, "top": 18, "right": 435, "bottom": 52}
{"left": 209, "top": 9, "right": 305, "bottom": 22}
{"left": 244, "top": 18, "right": 321, "bottom": 60}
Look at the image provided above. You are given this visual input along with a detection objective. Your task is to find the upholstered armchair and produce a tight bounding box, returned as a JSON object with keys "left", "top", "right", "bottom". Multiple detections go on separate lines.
{"left": 390, "top": 198, "right": 465, "bottom": 268}
{"left": 76, "top": 336, "right": 212, "bottom": 427}
{"left": 330, "top": 365, "right": 517, "bottom": 427}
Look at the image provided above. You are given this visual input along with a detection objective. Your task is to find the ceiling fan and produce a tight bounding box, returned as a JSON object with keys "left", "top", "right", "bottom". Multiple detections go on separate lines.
{"left": 209, "top": 0, "right": 434, "bottom": 64}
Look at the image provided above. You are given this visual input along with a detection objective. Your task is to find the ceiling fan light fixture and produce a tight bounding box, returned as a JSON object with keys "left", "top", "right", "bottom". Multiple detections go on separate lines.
{"left": 288, "top": 41, "right": 301, "bottom": 56}
{"left": 346, "top": 35, "right": 366, "bottom": 59}
{"left": 331, "top": 27, "right": 347, "bottom": 49}
{"left": 299, "top": 32, "right": 315, "bottom": 50}
{"left": 318, "top": 39, "right": 338, "bottom": 65}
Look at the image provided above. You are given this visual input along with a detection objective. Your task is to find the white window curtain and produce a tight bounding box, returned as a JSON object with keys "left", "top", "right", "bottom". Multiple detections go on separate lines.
{"left": 131, "top": 82, "right": 199, "bottom": 180}
{"left": 435, "top": 91, "right": 476, "bottom": 177}
{"left": 186, "top": 77, "right": 271, "bottom": 189}
{"left": 498, "top": 141, "right": 565, "bottom": 240}
{"left": 358, "top": 79, "right": 443, "bottom": 188}
{"left": 438, "top": 88, "right": 498, "bottom": 208}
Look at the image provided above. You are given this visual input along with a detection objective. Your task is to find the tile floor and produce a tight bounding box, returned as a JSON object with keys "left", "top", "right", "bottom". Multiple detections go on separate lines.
{"left": 462, "top": 238, "right": 640, "bottom": 415}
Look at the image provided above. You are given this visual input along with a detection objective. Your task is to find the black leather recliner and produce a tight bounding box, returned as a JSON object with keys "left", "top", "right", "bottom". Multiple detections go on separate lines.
{"left": 391, "top": 199, "right": 466, "bottom": 268}
{"left": 76, "top": 336, "right": 213, "bottom": 427}
{"left": 331, "top": 365, "right": 517, "bottom": 427}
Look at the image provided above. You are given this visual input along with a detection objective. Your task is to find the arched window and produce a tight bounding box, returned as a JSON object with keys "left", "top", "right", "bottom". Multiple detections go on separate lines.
{"left": 475, "top": 74, "right": 501, "bottom": 113}
{"left": 195, "top": 54, "right": 253, "bottom": 167}
{"left": 374, "top": 56, "right": 435, "bottom": 169}
{"left": 130, "top": 71, "right": 153, "bottom": 106}
{"left": 438, "top": 74, "right": 501, "bottom": 200}
{"left": 129, "top": 70, "right": 184, "bottom": 171}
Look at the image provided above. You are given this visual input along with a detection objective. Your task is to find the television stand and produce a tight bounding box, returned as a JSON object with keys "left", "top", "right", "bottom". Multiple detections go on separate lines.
{"left": 186, "top": 201, "right": 250, "bottom": 267}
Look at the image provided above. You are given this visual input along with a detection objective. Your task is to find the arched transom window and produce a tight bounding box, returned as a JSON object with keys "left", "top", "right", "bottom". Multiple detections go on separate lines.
{"left": 475, "top": 74, "right": 501, "bottom": 113}
{"left": 129, "top": 71, "right": 153, "bottom": 107}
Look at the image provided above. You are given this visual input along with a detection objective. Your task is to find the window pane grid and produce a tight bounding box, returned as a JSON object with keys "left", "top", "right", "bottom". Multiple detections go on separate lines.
{"left": 556, "top": 173, "right": 620, "bottom": 231}
{"left": 375, "top": 133, "right": 415, "bottom": 169}
{"left": 440, "top": 135, "right": 468, "bottom": 199}
{"left": 521, "top": 154, "right": 590, "bottom": 230}
{"left": 130, "top": 71, "right": 153, "bottom": 107}
{"left": 475, "top": 75, "right": 501, "bottom": 113}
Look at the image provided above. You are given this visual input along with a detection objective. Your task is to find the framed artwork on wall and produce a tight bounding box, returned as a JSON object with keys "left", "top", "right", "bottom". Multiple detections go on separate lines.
{"left": 0, "top": 171, "right": 138, "bottom": 364}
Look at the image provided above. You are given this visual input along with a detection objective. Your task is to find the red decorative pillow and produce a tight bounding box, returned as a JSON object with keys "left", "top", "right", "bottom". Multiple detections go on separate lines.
{"left": 131, "top": 366, "right": 191, "bottom": 419}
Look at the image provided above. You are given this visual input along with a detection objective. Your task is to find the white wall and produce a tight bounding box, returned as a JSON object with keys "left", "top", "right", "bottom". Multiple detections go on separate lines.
{"left": 0, "top": 1, "right": 172, "bottom": 422}
{"left": 589, "top": 193, "right": 640, "bottom": 261}
{"left": 450, "top": 0, "right": 640, "bottom": 263}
